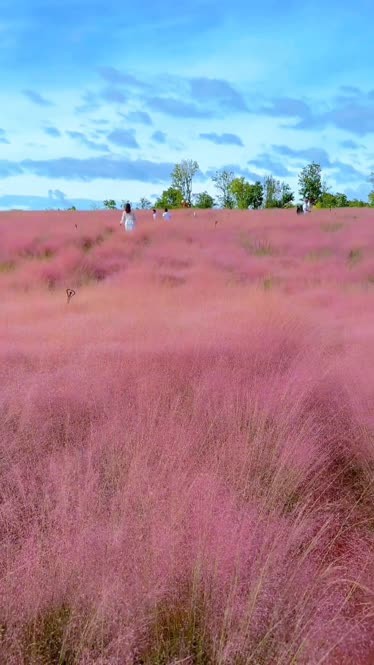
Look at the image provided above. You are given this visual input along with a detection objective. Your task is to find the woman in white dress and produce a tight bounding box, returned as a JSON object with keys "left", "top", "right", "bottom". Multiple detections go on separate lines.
{"left": 120, "top": 202, "right": 136, "bottom": 231}
{"left": 162, "top": 207, "right": 171, "bottom": 221}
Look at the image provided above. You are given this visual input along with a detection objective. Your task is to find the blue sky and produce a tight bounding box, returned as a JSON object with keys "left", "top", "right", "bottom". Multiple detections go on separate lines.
{"left": 1, "top": 0, "right": 374, "bottom": 209}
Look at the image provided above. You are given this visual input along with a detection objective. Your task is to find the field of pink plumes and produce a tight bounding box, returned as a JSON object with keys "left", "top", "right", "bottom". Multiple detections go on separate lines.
{"left": 0, "top": 208, "right": 373, "bottom": 664}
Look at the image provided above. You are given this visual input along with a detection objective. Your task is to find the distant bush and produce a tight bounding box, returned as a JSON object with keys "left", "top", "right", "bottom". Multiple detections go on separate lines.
{"left": 194, "top": 191, "right": 215, "bottom": 208}
{"left": 103, "top": 199, "right": 117, "bottom": 209}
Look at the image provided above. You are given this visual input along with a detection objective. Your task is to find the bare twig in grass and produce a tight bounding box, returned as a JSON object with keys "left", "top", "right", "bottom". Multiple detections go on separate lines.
{"left": 66, "top": 288, "right": 76, "bottom": 304}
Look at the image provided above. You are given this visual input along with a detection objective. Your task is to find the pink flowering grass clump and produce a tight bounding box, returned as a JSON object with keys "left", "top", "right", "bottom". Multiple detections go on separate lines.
{"left": 0, "top": 208, "right": 373, "bottom": 664}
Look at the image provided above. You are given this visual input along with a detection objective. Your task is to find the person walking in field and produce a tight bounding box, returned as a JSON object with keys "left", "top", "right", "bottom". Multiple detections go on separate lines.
{"left": 303, "top": 199, "right": 311, "bottom": 214}
{"left": 120, "top": 202, "right": 136, "bottom": 232}
{"left": 162, "top": 207, "right": 171, "bottom": 221}
{"left": 152, "top": 208, "right": 157, "bottom": 221}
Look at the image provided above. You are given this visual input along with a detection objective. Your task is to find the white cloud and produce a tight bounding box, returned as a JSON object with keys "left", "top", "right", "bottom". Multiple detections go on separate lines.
{"left": 0, "top": 67, "right": 373, "bottom": 209}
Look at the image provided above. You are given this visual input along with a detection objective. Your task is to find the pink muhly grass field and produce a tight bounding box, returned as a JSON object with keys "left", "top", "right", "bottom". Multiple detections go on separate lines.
{"left": 0, "top": 208, "right": 373, "bottom": 664}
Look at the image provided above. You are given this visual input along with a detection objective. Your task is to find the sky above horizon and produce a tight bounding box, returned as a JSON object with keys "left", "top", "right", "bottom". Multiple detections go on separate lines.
{"left": 1, "top": 0, "right": 374, "bottom": 209}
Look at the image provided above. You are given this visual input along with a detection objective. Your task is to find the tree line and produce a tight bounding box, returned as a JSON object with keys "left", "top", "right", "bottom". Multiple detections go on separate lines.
{"left": 101, "top": 161, "right": 374, "bottom": 211}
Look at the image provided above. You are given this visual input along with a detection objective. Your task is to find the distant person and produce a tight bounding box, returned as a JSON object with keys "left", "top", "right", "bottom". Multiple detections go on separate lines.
{"left": 152, "top": 208, "right": 157, "bottom": 221}
{"left": 120, "top": 202, "right": 136, "bottom": 232}
{"left": 303, "top": 199, "right": 311, "bottom": 214}
{"left": 162, "top": 207, "right": 171, "bottom": 221}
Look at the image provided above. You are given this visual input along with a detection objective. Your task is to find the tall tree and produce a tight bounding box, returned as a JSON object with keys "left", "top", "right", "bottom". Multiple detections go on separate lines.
{"left": 194, "top": 191, "right": 215, "bottom": 208}
{"left": 171, "top": 160, "right": 199, "bottom": 205}
{"left": 212, "top": 169, "right": 235, "bottom": 208}
{"left": 298, "top": 162, "right": 323, "bottom": 204}
{"left": 263, "top": 176, "right": 279, "bottom": 208}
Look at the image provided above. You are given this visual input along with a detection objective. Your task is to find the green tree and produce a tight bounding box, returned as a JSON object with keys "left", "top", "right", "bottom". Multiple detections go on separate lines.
{"left": 194, "top": 191, "right": 215, "bottom": 208}
{"left": 229, "top": 178, "right": 264, "bottom": 209}
{"left": 279, "top": 182, "right": 294, "bottom": 207}
{"left": 212, "top": 169, "right": 235, "bottom": 208}
{"left": 249, "top": 181, "right": 264, "bottom": 209}
{"left": 316, "top": 192, "right": 350, "bottom": 209}
{"left": 103, "top": 199, "right": 117, "bottom": 209}
{"left": 263, "top": 175, "right": 279, "bottom": 208}
{"left": 230, "top": 177, "right": 251, "bottom": 209}
{"left": 298, "top": 162, "right": 323, "bottom": 204}
{"left": 334, "top": 192, "right": 349, "bottom": 207}
{"left": 348, "top": 199, "right": 367, "bottom": 208}
{"left": 171, "top": 160, "right": 199, "bottom": 205}
{"left": 138, "top": 197, "right": 152, "bottom": 209}
{"left": 262, "top": 177, "right": 294, "bottom": 208}
{"left": 316, "top": 192, "right": 337, "bottom": 209}
{"left": 369, "top": 172, "right": 374, "bottom": 206}
{"left": 230, "top": 177, "right": 250, "bottom": 209}
{"left": 155, "top": 187, "right": 184, "bottom": 209}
